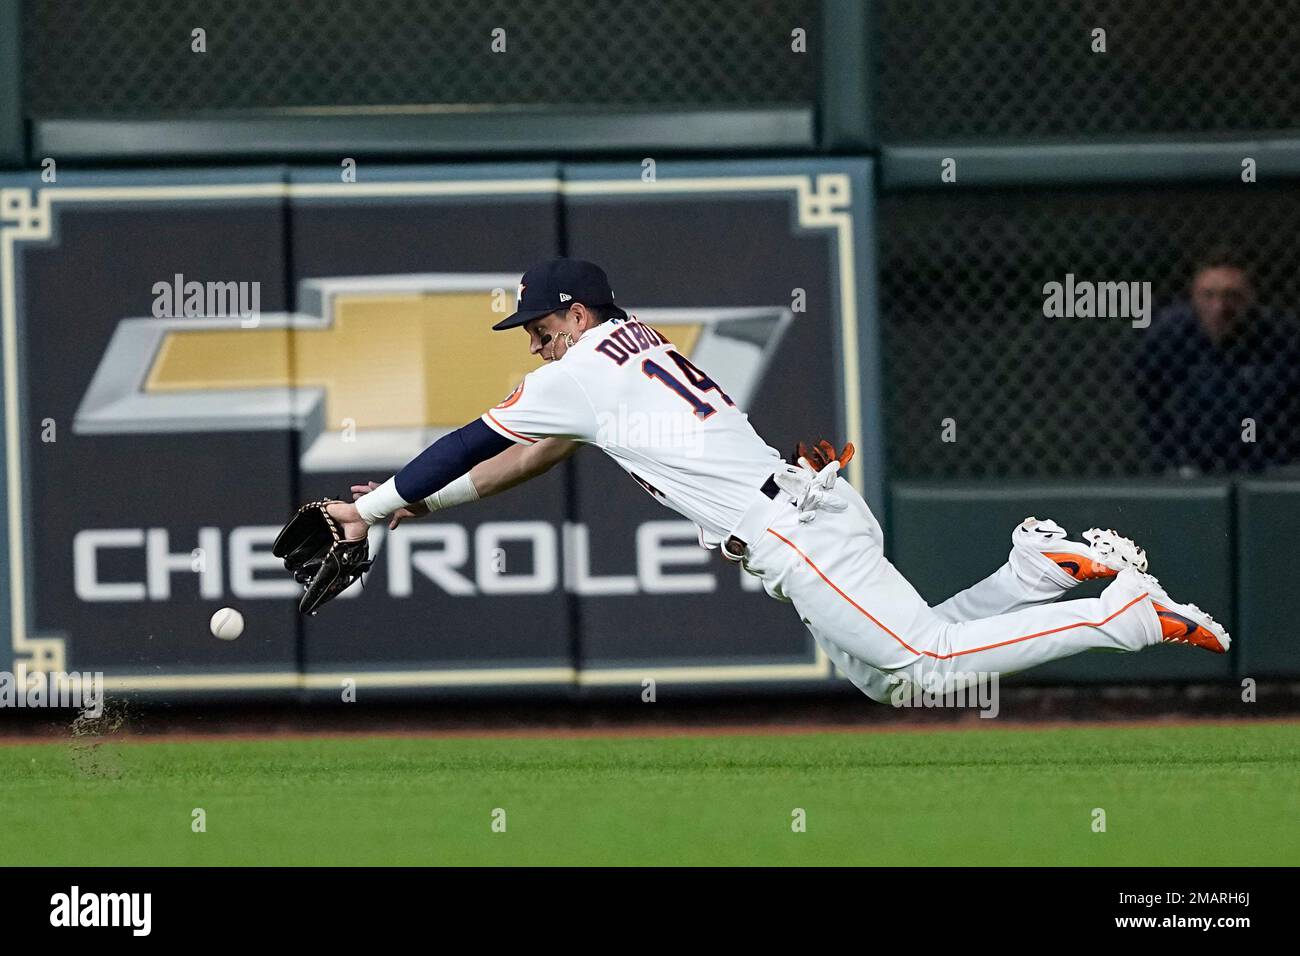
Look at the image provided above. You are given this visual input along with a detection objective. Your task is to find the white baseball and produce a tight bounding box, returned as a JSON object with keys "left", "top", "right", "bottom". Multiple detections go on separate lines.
{"left": 209, "top": 607, "right": 245, "bottom": 640}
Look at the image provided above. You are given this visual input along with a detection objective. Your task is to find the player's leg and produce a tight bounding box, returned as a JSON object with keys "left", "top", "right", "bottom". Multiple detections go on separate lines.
{"left": 753, "top": 507, "right": 1224, "bottom": 697}
{"left": 909, "top": 569, "right": 1161, "bottom": 686}
{"left": 806, "top": 626, "right": 898, "bottom": 703}
{"left": 930, "top": 517, "right": 1148, "bottom": 623}
{"left": 905, "top": 566, "right": 1229, "bottom": 690}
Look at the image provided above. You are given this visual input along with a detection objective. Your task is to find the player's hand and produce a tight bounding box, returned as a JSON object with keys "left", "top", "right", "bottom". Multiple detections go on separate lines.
{"left": 350, "top": 481, "right": 430, "bottom": 530}
{"left": 779, "top": 439, "right": 853, "bottom": 524}
{"left": 324, "top": 500, "right": 369, "bottom": 542}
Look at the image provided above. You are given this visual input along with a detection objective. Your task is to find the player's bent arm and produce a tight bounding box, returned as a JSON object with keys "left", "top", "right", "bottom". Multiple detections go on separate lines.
{"left": 467, "top": 438, "right": 578, "bottom": 498}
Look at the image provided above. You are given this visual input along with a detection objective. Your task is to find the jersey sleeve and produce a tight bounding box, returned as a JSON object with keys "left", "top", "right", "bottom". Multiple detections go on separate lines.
{"left": 480, "top": 364, "right": 596, "bottom": 445}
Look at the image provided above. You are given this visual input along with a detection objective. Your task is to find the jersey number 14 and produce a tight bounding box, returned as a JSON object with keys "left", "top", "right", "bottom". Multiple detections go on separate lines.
{"left": 641, "top": 350, "right": 735, "bottom": 420}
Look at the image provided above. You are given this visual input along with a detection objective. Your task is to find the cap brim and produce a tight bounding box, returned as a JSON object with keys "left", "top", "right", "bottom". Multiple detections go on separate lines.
{"left": 491, "top": 302, "right": 628, "bottom": 331}
{"left": 491, "top": 308, "right": 558, "bottom": 331}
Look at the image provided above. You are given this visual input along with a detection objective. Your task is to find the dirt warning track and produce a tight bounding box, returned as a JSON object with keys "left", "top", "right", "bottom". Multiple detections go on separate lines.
{"left": 1, "top": 714, "right": 1296, "bottom": 747}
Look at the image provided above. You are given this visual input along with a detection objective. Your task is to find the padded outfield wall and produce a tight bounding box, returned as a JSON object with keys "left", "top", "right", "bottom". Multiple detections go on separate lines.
{"left": 0, "top": 0, "right": 1296, "bottom": 694}
{"left": 0, "top": 160, "right": 885, "bottom": 696}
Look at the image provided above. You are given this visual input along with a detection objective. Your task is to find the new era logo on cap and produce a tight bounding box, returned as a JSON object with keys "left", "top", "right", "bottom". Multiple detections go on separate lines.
{"left": 492, "top": 257, "right": 626, "bottom": 330}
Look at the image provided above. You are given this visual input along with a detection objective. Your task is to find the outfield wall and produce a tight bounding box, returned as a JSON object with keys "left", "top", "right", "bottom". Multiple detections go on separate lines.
{"left": 1, "top": 163, "right": 1295, "bottom": 696}
{"left": 1, "top": 0, "right": 1296, "bottom": 698}
{"left": 0, "top": 160, "right": 890, "bottom": 696}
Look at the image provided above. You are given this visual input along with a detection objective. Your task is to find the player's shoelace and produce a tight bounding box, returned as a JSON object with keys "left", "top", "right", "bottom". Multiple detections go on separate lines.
{"left": 1083, "top": 528, "right": 1148, "bottom": 572}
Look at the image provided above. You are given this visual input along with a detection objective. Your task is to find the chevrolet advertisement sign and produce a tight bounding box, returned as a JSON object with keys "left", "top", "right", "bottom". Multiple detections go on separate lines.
{"left": 1, "top": 164, "right": 862, "bottom": 690}
{"left": 75, "top": 274, "right": 792, "bottom": 471}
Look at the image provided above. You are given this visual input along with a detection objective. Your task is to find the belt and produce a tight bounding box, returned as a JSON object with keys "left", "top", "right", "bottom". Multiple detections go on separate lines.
{"left": 722, "top": 474, "right": 784, "bottom": 561}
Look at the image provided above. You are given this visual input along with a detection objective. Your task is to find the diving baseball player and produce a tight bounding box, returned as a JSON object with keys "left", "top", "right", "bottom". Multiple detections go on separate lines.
{"left": 274, "top": 258, "right": 1229, "bottom": 703}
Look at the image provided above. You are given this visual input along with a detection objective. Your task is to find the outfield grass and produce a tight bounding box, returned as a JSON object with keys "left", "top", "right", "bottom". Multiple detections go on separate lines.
{"left": 0, "top": 722, "right": 1295, "bottom": 866}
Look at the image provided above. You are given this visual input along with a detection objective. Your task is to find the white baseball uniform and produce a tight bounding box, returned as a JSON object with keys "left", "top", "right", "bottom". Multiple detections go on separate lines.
{"left": 483, "top": 316, "right": 1163, "bottom": 701}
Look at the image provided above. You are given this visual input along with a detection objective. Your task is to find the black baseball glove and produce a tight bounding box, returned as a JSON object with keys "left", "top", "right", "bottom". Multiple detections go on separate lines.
{"left": 272, "top": 499, "right": 373, "bottom": 614}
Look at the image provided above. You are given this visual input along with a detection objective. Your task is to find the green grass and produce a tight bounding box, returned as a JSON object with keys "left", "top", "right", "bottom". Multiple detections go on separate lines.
{"left": 1, "top": 723, "right": 1296, "bottom": 865}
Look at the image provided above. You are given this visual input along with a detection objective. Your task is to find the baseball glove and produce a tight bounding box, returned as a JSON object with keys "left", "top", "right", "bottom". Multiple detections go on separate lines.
{"left": 272, "top": 499, "right": 373, "bottom": 614}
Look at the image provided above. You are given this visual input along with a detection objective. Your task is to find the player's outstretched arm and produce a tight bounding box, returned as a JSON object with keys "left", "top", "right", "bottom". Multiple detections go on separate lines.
{"left": 470, "top": 437, "right": 579, "bottom": 496}
{"left": 330, "top": 415, "right": 584, "bottom": 540}
{"left": 349, "top": 438, "right": 578, "bottom": 528}
{"left": 349, "top": 483, "right": 428, "bottom": 529}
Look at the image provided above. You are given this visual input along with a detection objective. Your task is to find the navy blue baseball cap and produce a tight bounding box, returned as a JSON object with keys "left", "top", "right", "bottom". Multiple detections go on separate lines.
{"left": 493, "top": 257, "right": 628, "bottom": 330}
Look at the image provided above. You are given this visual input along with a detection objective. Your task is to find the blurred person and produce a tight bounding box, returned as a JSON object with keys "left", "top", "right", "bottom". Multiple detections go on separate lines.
{"left": 1136, "top": 250, "right": 1300, "bottom": 474}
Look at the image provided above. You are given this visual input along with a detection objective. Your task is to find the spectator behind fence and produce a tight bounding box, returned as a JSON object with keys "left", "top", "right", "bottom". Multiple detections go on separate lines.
{"left": 1136, "top": 251, "right": 1300, "bottom": 475}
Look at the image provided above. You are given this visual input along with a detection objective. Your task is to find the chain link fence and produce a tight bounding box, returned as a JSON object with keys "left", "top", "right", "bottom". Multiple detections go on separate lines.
{"left": 23, "top": 0, "right": 817, "bottom": 116}
{"left": 879, "top": 182, "right": 1300, "bottom": 480}
{"left": 26, "top": 0, "right": 1300, "bottom": 482}
{"left": 878, "top": 0, "right": 1300, "bottom": 142}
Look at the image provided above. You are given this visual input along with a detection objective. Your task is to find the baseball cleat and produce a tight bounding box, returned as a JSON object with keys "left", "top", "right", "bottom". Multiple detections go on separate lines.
{"left": 1015, "top": 517, "right": 1148, "bottom": 581}
{"left": 1130, "top": 570, "right": 1231, "bottom": 654}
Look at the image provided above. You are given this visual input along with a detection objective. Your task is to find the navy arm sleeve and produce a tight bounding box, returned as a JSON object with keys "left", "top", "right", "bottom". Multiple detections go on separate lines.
{"left": 393, "top": 418, "right": 513, "bottom": 502}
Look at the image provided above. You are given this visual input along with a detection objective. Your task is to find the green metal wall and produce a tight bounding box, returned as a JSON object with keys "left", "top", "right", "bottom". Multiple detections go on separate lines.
{"left": 891, "top": 483, "right": 1236, "bottom": 682}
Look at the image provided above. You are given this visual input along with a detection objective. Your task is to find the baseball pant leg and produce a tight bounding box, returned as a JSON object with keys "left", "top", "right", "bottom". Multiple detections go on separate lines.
{"left": 929, "top": 539, "right": 1077, "bottom": 623}
{"left": 753, "top": 507, "right": 1161, "bottom": 697}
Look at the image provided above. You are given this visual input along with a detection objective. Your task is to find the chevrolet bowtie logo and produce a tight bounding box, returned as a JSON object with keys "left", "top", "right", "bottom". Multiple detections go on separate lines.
{"left": 75, "top": 273, "right": 792, "bottom": 470}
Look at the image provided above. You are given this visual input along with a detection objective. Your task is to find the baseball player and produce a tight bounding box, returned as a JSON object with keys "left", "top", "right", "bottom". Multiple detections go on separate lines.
{"left": 288, "top": 257, "right": 1230, "bottom": 703}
